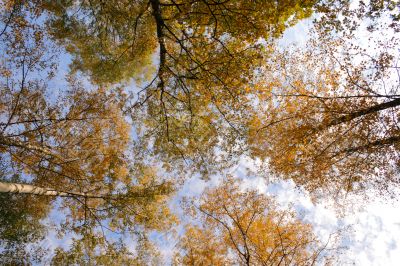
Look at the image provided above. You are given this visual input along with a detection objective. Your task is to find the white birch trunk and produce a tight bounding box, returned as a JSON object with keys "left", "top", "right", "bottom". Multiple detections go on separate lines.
{"left": 0, "top": 181, "right": 101, "bottom": 198}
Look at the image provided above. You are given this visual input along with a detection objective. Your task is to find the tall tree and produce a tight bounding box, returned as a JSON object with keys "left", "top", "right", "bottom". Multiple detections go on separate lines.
{"left": 42, "top": 0, "right": 317, "bottom": 177}
{"left": 174, "top": 177, "right": 335, "bottom": 265}
{"left": 41, "top": 0, "right": 399, "bottom": 179}
{"left": 249, "top": 20, "right": 400, "bottom": 200}
{"left": 0, "top": 161, "right": 50, "bottom": 265}
{"left": 51, "top": 231, "right": 163, "bottom": 265}
{"left": 0, "top": 1, "right": 176, "bottom": 262}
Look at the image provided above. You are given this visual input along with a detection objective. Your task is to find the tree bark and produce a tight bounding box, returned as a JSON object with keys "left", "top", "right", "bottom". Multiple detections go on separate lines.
{"left": 0, "top": 181, "right": 103, "bottom": 198}
{"left": 0, "top": 135, "right": 54, "bottom": 157}
{"left": 326, "top": 97, "right": 400, "bottom": 128}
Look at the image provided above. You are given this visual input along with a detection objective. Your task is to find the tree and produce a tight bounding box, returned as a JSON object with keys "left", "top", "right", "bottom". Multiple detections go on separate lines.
{"left": 0, "top": 162, "right": 50, "bottom": 265}
{"left": 40, "top": 1, "right": 400, "bottom": 180}
{"left": 174, "top": 177, "right": 335, "bottom": 265}
{"left": 249, "top": 20, "right": 400, "bottom": 200}
{"left": 42, "top": 0, "right": 317, "bottom": 177}
{"left": 51, "top": 232, "right": 163, "bottom": 265}
{"left": 0, "top": 1, "right": 177, "bottom": 262}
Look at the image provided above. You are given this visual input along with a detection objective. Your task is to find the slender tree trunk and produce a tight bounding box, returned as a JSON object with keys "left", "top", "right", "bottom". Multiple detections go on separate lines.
{"left": 327, "top": 97, "right": 400, "bottom": 128}
{"left": 0, "top": 135, "right": 54, "bottom": 156}
{"left": 259, "top": 98, "right": 400, "bottom": 132}
{"left": 0, "top": 181, "right": 102, "bottom": 198}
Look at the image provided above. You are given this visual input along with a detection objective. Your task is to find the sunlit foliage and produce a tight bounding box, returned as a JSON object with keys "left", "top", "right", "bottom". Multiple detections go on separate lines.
{"left": 175, "top": 177, "right": 335, "bottom": 265}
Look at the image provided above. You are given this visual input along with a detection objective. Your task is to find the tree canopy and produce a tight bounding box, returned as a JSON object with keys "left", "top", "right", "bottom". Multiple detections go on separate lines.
{"left": 174, "top": 177, "right": 335, "bottom": 265}
{"left": 42, "top": 0, "right": 317, "bottom": 176}
{"left": 0, "top": 0, "right": 398, "bottom": 264}
{"left": 249, "top": 7, "right": 400, "bottom": 200}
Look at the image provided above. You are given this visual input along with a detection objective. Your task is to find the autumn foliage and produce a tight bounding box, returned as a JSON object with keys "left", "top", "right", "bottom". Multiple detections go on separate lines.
{"left": 175, "top": 178, "right": 334, "bottom": 265}
{"left": 0, "top": 0, "right": 398, "bottom": 264}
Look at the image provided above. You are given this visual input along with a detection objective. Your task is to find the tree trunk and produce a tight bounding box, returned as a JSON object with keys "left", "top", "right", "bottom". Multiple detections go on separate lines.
{"left": 0, "top": 135, "right": 54, "bottom": 156}
{"left": 0, "top": 181, "right": 102, "bottom": 198}
{"left": 327, "top": 97, "right": 400, "bottom": 128}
